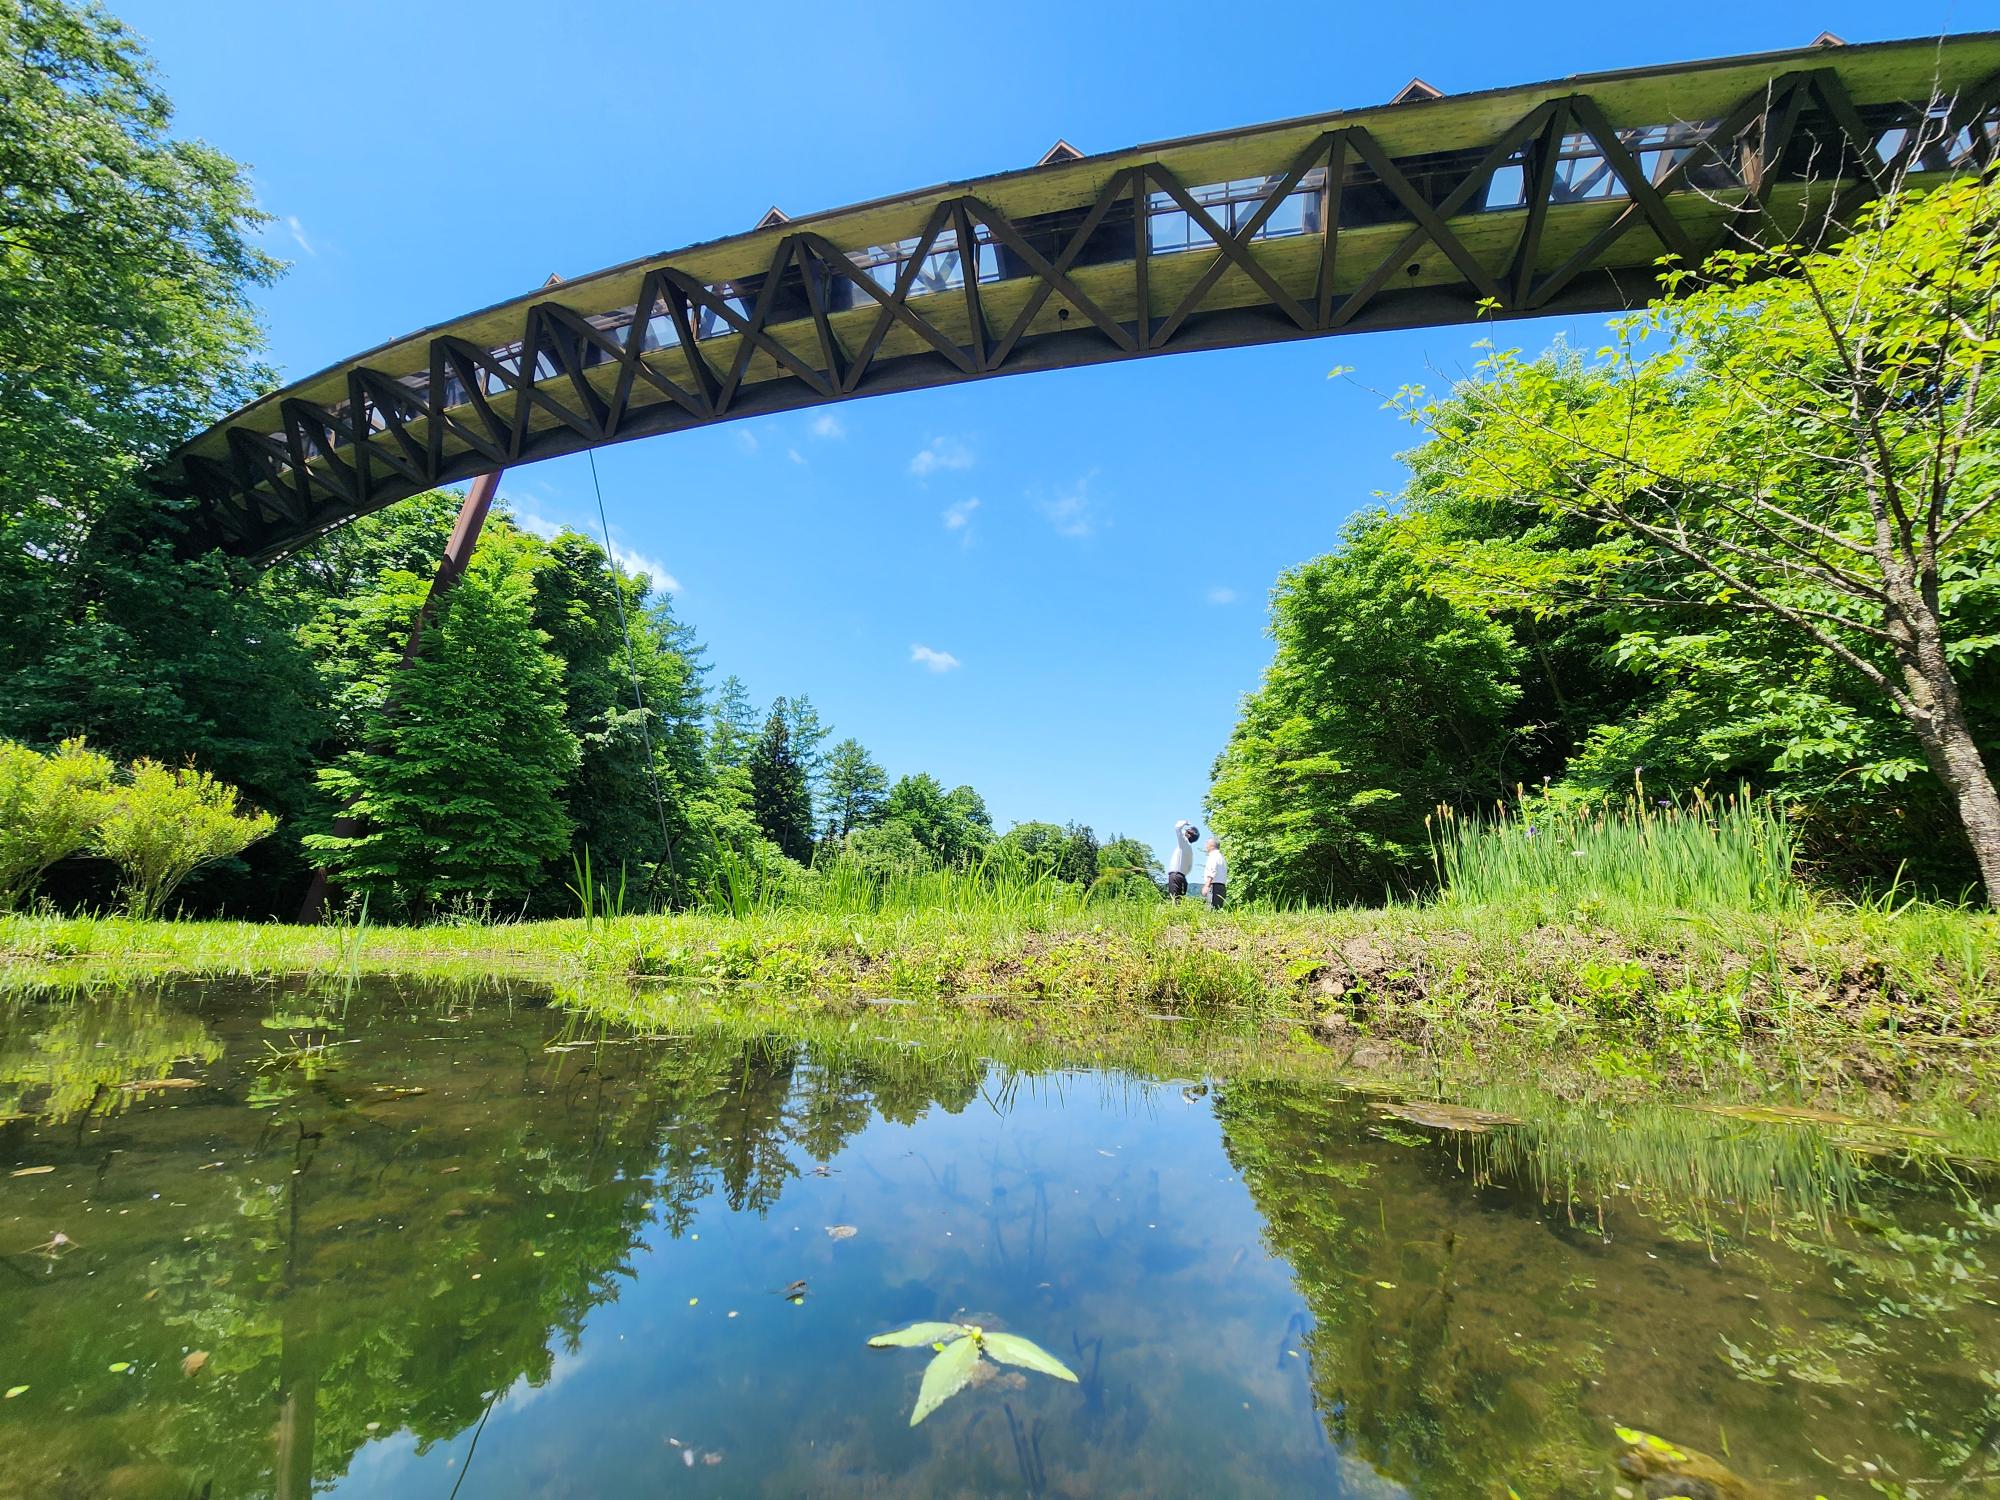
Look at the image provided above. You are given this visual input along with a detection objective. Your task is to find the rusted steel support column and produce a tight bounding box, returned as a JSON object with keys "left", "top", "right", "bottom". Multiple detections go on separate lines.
{"left": 295, "top": 469, "right": 504, "bottom": 923}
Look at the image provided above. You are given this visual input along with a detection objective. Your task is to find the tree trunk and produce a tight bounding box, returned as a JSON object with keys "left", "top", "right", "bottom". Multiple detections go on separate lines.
{"left": 1913, "top": 698, "right": 2000, "bottom": 907}
{"left": 1899, "top": 614, "right": 2000, "bottom": 907}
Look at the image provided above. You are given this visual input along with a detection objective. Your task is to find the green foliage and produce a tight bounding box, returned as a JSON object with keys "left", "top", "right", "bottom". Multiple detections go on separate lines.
{"left": 1396, "top": 173, "right": 2000, "bottom": 898}
{"left": 821, "top": 737, "right": 889, "bottom": 839}
{"left": 96, "top": 759, "right": 276, "bottom": 918}
{"left": 1209, "top": 510, "right": 1525, "bottom": 904}
{"left": 998, "top": 820, "right": 1103, "bottom": 885}
{"left": 707, "top": 675, "right": 759, "bottom": 769}
{"left": 527, "top": 528, "right": 707, "bottom": 902}
{"left": 885, "top": 774, "right": 993, "bottom": 866}
{"left": 304, "top": 532, "right": 577, "bottom": 913}
{"left": 0, "top": 738, "right": 114, "bottom": 907}
{"left": 747, "top": 704, "right": 814, "bottom": 862}
{"left": 1224, "top": 175, "right": 2000, "bottom": 904}
{"left": 0, "top": 1, "right": 314, "bottom": 877}
{"left": 781, "top": 694, "right": 834, "bottom": 828}
{"left": 1096, "top": 834, "right": 1164, "bottom": 898}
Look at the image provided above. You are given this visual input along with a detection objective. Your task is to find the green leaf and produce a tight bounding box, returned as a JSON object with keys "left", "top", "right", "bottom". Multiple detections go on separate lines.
{"left": 979, "top": 1331, "right": 1078, "bottom": 1383}
{"left": 868, "top": 1322, "right": 966, "bottom": 1349}
{"left": 910, "top": 1334, "right": 981, "bottom": 1425}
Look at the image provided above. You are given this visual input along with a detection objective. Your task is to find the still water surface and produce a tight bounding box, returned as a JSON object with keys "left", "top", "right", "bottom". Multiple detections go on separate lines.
{"left": 1, "top": 979, "right": 1996, "bottom": 1498}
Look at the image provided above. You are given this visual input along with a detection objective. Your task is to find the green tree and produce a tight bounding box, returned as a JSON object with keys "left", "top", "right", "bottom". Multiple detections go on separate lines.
{"left": 528, "top": 528, "right": 709, "bottom": 898}
{"left": 884, "top": 774, "right": 992, "bottom": 865}
{"left": 746, "top": 705, "right": 813, "bottom": 862}
{"left": 1400, "top": 173, "right": 2000, "bottom": 901}
{"left": 1097, "top": 834, "right": 1164, "bottom": 897}
{"left": 1209, "top": 510, "right": 1523, "bottom": 904}
{"left": 998, "top": 820, "right": 1067, "bottom": 871}
{"left": 781, "top": 694, "right": 834, "bottom": 828}
{"left": 707, "top": 675, "right": 759, "bottom": 770}
{"left": 304, "top": 533, "right": 578, "bottom": 911}
{"left": 820, "top": 737, "right": 889, "bottom": 839}
{"left": 0, "top": 0, "right": 314, "bottom": 861}
{"left": 998, "top": 820, "right": 1100, "bottom": 884}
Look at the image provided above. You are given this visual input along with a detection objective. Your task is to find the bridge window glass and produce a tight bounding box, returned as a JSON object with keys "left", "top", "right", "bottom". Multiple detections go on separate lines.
{"left": 1485, "top": 159, "right": 1527, "bottom": 209}
{"left": 631, "top": 298, "right": 680, "bottom": 352}
{"left": 696, "top": 293, "right": 750, "bottom": 340}
{"left": 1147, "top": 174, "right": 1319, "bottom": 255}
{"left": 848, "top": 226, "right": 1001, "bottom": 298}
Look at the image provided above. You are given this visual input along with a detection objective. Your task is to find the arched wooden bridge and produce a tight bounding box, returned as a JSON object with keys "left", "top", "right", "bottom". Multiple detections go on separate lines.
{"left": 168, "top": 32, "right": 2000, "bottom": 562}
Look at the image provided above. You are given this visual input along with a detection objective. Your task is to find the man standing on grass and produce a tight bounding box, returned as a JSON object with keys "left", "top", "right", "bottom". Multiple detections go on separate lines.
{"left": 1166, "top": 820, "right": 1198, "bottom": 901}
{"left": 1202, "top": 837, "right": 1228, "bottom": 910}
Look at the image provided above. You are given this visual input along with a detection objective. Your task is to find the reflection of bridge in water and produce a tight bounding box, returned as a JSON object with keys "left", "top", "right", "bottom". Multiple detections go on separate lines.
{"left": 168, "top": 33, "right": 2000, "bottom": 562}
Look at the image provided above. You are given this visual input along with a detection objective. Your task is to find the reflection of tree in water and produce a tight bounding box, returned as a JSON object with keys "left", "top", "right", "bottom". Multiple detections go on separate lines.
{"left": 0, "top": 990, "right": 222, "bottom": 1121}
{"left": 0, "top": 986, "right": 988, "bottom": 1499}
{"left": 1212, "top": 1081, "right": 2000, "bottom": 1498}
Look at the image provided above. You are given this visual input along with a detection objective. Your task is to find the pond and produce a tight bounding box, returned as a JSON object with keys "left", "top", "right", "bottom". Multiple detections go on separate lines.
{"left": 1, "top": 979, "right": 1996, "bottom": 1498}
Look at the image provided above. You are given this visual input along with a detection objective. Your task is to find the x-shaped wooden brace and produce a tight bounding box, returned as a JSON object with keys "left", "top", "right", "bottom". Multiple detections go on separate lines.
{"left": 503, "top": 311, "right": 604, "bottom": 460}
{"left": 604, "top": 273, "right": 711, "bottom": 437}
{"left": 227, "top": 427, "right": 309, "bottom": 526}
{"left": 659, "top": 250, "right": 837, "bottom": 416}
{"left": 1329, "top": 101, "right": 1560, "bottom": 329}
{"left": 430, "top": 337, "right": 517, "bottom": 467}
{"left": 965, "top": 172, "right": 1140, "bottom": 364}
{"left": 280, "top": 398, "right": 358, "bottom": 509}
{"left": 798, "top": 209, "right": 977, "bottom": 395}
{"left": 1147, "top": 145, "right": 1322, "bottom": 344}
{"left": 1529, "top": 77, "right": 1801, "bottom": 308}
{"left": 348, "top": 368, "right": 432, "bottom": 499}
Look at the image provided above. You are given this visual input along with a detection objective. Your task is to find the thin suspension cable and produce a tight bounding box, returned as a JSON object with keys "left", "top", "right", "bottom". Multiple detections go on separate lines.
{"left": 587, "top": 448, "right": 678, "bottom": 903}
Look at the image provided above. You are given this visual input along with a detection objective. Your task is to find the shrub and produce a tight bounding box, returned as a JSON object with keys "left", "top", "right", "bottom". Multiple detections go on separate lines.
{"left": 95, "top": 760, "right": 277, "bottom": 918}
{"left": 0, "top": 739, "right": 116, "bottom": 908}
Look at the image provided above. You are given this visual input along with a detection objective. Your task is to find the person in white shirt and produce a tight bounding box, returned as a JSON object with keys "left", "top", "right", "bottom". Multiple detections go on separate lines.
{"left": 1165, "top": 820, "right": 1198, "bottom": 901}
{"left": 1202, "top": 838, "right": 1229, "bottom": 910}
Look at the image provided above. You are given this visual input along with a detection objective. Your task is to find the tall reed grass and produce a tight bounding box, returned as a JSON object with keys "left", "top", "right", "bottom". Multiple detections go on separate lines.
{"left": 1429, "top": 781, "right": 1801, "bottom": 914}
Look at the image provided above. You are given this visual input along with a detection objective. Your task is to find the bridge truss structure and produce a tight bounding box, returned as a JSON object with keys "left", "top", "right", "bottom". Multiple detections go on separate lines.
{"left": 166, "top": 33, "right": 2000, "bottom": 562}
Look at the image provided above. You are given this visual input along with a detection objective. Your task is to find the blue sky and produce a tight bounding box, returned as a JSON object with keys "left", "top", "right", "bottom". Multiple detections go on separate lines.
{"left": 121, "top": 0, "right": 1969, "bottom": 857}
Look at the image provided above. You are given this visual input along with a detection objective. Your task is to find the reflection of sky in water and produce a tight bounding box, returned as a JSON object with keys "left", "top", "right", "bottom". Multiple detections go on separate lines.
{"left": 332, "top": 1076, "right": 1396, "bottom": 1498}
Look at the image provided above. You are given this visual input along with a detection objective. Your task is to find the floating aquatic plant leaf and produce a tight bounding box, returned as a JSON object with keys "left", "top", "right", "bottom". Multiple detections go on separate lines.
{"left": 869, "top": 1321, "right": 964, "bottom": 1349}
{"left": 3, "top": 1386, "right": 25, "bottom": 1399}
{"left": 910, "top": 1334, "right": 980, "bottom": 1425}
{"left": 107, "top": 1362, "right": 131, "bottom": 1373}
{"left": 979, "top": 1332, "right": 1077, "bottom": 1382}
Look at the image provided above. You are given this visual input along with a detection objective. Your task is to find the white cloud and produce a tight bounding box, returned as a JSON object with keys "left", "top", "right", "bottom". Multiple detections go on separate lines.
{"left": 507, "top": 505, "right": 564, "bottom": 541}
{"left": 787, "top": 446, "right": 806, "bottom": 465}
{"left": 1206, "top": 586, "right": 1237, "bottom": 605}
{"left": 810, "top": 413, "right": 846, "bottom": 439}
{"left": 909, "top": 435, "right": 974, "bottom": 479}
{"left": 909, "top": 644, "right": 961, "bottom": 673}
{"left": 610, "top": 544, "right": 680, "bottom": 596}
{"left": 1038, "top": 473, "right": 1101, "bottom": 539}
{"left": 284, "top": 215, "right": 317, "bottom": 257}
{"left": 942, "top": 498, "right": 980, "bottom": 531}
{"left": 500, "top": 496, "right": 678, "bottom": 594}
{"left": 734, "top": 428, "right": 759, "bottom": 455}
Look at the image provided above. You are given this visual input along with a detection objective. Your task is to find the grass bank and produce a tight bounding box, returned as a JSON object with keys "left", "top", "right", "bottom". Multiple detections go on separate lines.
{"left": 4, "top": 885, "right": 1997, "bottom": 1111}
